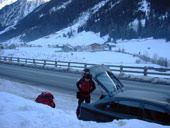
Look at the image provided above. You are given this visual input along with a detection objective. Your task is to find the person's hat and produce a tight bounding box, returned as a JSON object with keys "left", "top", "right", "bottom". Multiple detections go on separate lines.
{"left": 83, "top": 69, "right": 90, "bottom": 73}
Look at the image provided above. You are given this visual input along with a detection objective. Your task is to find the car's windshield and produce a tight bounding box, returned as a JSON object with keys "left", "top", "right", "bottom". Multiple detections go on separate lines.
{"left": 96, "top": 71, "right": 123, "bottom": 93}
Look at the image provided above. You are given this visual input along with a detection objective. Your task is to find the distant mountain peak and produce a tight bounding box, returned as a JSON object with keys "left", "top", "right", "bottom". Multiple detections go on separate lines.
{"left": 0, "top": 0, "right": 50, "bottom": 10}
{"left": 0, "top": 0, "right": 17, "bottom": 9}
{"left": 0, "top": 0, "right": 50, "bottom": 33}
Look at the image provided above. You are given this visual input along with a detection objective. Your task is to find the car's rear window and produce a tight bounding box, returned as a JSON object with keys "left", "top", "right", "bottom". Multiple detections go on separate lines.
{"left": 96, "top": 72, "right": 117, "bottom": 92}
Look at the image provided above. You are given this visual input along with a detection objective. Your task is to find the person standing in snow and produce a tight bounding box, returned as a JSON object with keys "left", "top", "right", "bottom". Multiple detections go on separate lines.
{"left": 76, "top": 73, "right": 96, "bottom": 116}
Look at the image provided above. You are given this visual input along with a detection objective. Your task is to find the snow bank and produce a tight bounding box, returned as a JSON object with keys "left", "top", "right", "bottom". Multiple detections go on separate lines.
{"left": 117, "top": 73, "right": 170, "bottom": 85}
{"left": 0, "top": 78, "right": 169, "bottom": 128}
{"left": 0, "top": 92, "right": 167, "bottom": 128}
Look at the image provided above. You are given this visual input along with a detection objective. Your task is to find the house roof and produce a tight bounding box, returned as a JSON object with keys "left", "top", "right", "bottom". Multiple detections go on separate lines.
{"left": 89, "top": 43, "right": 102, "bottom": 47}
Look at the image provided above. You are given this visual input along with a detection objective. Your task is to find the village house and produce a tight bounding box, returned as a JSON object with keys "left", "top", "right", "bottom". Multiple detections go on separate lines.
{"left": 74, "top": 46, "right": 82, "bottom": 52}
{"left": 88, "top": 43, "right": 104, "bottom": 51}
{"left": 62, "top": 45, "right": 74, "bottom": 52}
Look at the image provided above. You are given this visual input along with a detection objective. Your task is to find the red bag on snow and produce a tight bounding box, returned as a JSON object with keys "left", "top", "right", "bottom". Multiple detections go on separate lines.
{"left": 35, "top": 92, "right": 55, "bottom": 108}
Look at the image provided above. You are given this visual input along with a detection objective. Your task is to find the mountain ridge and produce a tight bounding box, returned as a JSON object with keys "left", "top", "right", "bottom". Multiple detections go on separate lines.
{"left": 0, "top": 0, "right": 50, "bottom": 33}
{"left": 0, "top": 0, "right": 170, "bottom": 43}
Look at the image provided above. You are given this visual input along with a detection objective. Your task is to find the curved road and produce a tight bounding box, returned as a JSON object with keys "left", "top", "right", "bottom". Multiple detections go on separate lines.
{"left": 0, "top": 63, "right": 169, "bottom": 100}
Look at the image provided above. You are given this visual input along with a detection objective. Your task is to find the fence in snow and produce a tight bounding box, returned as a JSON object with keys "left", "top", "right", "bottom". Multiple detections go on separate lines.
{"left": 0, "top": 56, "right": 170, "bottom": 79}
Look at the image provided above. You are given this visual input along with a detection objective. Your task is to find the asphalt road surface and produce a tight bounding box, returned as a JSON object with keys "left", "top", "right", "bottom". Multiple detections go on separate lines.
{"left": 0, "top": 63, "right": 169, "bottom": 100}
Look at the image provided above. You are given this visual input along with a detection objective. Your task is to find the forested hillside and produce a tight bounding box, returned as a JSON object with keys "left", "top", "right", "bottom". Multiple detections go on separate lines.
{"left": 0, "top": 0, "right": 170, "bottom": 43}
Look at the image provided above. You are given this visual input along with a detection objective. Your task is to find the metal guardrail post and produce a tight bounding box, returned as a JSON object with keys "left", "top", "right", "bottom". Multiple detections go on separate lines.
{"left": 33, "top": 59, "right": 35, "bottom": 65}
{"left": 120, "top": 65, "right": 123, "bottom": 73}
{"left": 84, "top": 64, "right": 87, "bottom": 69}
{"left": 68, "top": 62, "right": 70, "bottom": 71}
{"left": 10, "top": 57, "right": 12, "bottom": 63}
{"left": 25, "top": 59, "right": 27, "bottom": 64}
{"left": 144, "top": 66, "right": 148, "bottom": 76}
{"left": 17, "top": 58, "right": 20, "bottom": 63}
{"left": 55, "top": 61, "right": 57, "bottom": 67}
{"left": 4, "top": 57, "right": 6, "bottom": 62}
{"left": 44, "top": 60, "right": 46, "bottom": 66}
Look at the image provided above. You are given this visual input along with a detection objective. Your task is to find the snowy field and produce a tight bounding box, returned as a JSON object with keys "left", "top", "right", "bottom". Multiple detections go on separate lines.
{"left": 1, "top": 40, "right": 170, "bottom": 67}
{"left": 0, "top": 77, "right": 169, "bottom": 128}
{"left": 116, "top": 38, "right": 170, "bottom": 60}
{"left": 0, "top": 47, "right": 160, "bottom": 67}
{"left": 1, "top": 31, "right": 170, "bottom": 68}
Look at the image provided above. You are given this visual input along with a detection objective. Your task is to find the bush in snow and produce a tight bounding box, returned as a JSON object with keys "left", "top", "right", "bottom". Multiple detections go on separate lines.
{"left": 137, "top": 53, "right": 170, "bottom": 67}
{"left": 0, "top": 44, "right": 4, "bottom": 49}
{"left": 8, "top": 44, "right": 16, "bottom": 49}
{"left": 135, "top": 59, "right": 141, "bottom": 64}
{"left": 67, "top": 31, "right": 73, "bottom": 38}
{"left": 152, "top": 53, "right": 159, "bottom": 64}
{"left": 63, "top": 33, "right": 67, "bottom": 37}
{"left": 115, "top": 48, "right": 126, "bottom": 53}
{"left": 157, "top": 57, "right": 168, "bottom": 67}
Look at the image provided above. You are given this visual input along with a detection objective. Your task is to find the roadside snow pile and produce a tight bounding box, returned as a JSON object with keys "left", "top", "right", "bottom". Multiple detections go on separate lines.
{"left": 0, "top": 78, "right": 46, "bottom": 99}
{"left": 0, "top": 92, "right": 167, "bottom": 128}
{"left": 117, "top": 73, "right": 170, "bottom": 85}
{"left": 0, "top": 92, "right": 78, "bottom": 128}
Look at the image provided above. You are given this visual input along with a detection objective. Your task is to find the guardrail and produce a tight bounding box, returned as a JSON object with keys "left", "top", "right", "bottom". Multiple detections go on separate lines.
{"left": 0, "top": 56, "right": 170, "bottom": 78}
